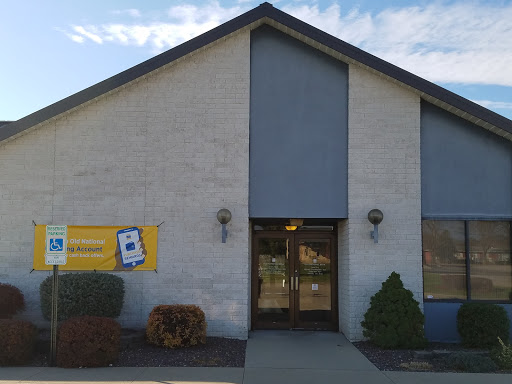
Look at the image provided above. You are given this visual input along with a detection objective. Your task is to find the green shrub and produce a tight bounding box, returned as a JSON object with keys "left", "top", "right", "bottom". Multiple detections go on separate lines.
{"left": 146, "top": 304, "right": 207, "bottom": 349}
{"left": 446, "top": 351, "right": 497, "bottom": 373}
{"left": 457, "top": 303, "right": 509, "bottom": 348}
{"left": 361, "top": 271, "right": 427, "bottom": 349}
{"left": 491, "top": 337, "right": 512, "bottom": 370}
{"left": 57, "top": 316, "right": 121, "bottom": 368}
{"left": 0, "top": 319, "right": 37, "bottom": 366}
{"left": 40, "top": 273, "right": 124, "bottom": 321}
{"left": 0, "top": 283, "right": 25, "bottom": 319}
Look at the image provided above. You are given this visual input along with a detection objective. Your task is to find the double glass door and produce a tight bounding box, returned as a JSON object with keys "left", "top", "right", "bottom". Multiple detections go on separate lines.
{"left": 252, "top": 232, "right": 337, "bottom": 330}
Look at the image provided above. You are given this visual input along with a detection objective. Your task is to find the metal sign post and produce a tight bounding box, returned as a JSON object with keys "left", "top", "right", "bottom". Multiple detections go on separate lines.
{"left": 50, "top": 265, "right": 58, "bottom": 366}
{"left": 44, "top": 225, "right": 67, "bottom": 367}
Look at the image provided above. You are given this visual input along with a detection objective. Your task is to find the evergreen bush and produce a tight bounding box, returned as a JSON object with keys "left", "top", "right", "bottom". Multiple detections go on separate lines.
{"left": 491, "top": 337, "right": 512, "bottom": 370}
{"left": 0, "top": 283, "right": 25, "bottom": 319}
{"left": 146, "top": 304, "right": 207, "bottom": 349}
{"left": 57, "top": 316, "right": 121, "bottom": 368}
{"left": 491, "top": 337, "right": 512, "bottom": 369}
{"left": 457, "top": 303, "right": 509, "bottom": 348}
{"left": 40, "top": 273, "right": 124, "bottom": 321}
{"left": 361, "top": 271, "right": 427, "bottom": 349}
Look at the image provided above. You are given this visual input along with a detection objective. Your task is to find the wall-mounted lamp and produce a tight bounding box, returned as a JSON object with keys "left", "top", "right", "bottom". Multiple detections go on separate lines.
{"left": 217, "top": 209, "right": 232, "bottom": 243}
{"left": 285, "top": 218, "right": 303, "bottom": 231}
{"left": 368, "top": 209, "right": 384, "bottom": 243}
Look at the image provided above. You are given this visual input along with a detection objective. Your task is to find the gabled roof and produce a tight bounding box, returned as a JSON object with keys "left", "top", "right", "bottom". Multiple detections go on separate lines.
{"left": 1, "top": 2, "right": 511, "bottom": 143}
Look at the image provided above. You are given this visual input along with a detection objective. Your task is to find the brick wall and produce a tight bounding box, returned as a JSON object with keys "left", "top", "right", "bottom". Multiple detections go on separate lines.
{"left": 1, "top": 28, "right": 427, "bottom": 340}
{"left": 0, "top": 30, "right": 250, "bottom": 338}
{"left": 340, "top": 65, "right": 423, "bottom": 340}
{"left": 0, "top": 129, "right": 56, "bottom": 321}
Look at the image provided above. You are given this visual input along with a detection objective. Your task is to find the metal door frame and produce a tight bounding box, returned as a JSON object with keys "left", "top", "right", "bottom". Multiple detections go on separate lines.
{"left": 251, "top": 230, "right": 338, "bottom": 330}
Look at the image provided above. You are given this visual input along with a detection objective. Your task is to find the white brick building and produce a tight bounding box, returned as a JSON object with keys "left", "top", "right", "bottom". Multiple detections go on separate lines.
{"left": 1, "top": 3, "right": 511, "bottom": 341}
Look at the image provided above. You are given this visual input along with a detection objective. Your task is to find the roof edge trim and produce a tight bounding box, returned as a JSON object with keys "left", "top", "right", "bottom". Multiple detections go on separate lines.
{"left": 0, "top": 3, "right": 271, "bottom": 142}
{"left": 2, "top": 1, "right": 511, "bottom": 142}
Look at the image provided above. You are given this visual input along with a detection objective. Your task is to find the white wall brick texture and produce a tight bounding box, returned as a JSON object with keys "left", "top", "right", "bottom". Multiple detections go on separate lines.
{"left": 339, "top": 65, "right": 423, "bottom": 341}
{"left": 1, "top": 30, "right": 425, "bottom": 341}
{"left": 0, "top": 31, "right": 250, "bottom": 339}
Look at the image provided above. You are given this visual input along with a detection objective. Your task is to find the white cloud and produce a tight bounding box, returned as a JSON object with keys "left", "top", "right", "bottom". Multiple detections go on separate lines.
{"left": 70, "top": 35, "right": 85, "bottom": 43}
{"left": 112, "top": 9, "right": 141, "bottom": 18}
{"left": 63, "top": 1, "right": 243, "bottom": 53}
{"left": 59, "top": 1, "right": 512, "bottom": 87}
{"left": 282, "top": 2, "right": 512, "bottom": 87}
{"left": 73, "top": 25, "right": 103, "bottom": 44}
{"left": 472, "top": 100, "right": 512, "bottom": 110}
{"left": 54, "top": 27, "right": 85, "bottom": 43}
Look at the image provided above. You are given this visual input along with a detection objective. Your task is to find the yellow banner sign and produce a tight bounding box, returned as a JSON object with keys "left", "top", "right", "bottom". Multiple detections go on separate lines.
{"left": 33, "top": 225, "right": 158, "bottom": 271}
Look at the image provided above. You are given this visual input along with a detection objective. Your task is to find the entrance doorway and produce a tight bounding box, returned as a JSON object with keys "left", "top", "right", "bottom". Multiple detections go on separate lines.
{"left": 251, "top": 228, "right": 338, "bottom": 330}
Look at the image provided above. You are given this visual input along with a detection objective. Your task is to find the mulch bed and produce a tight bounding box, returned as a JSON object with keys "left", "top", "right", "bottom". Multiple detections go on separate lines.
{"left": 32, "top": 328, "right": 246, "bottom": 368}
{"left": 353, "top": 341, "right": 511, "bottom": 373}
{"left": 29, "top": 329, "right": 512, "bottom": 372}
{"left": 114, "top": 336, "right": 246, "bottom": 367}
{"left": 353, "top": 341, "right": 455, "bottom": 371}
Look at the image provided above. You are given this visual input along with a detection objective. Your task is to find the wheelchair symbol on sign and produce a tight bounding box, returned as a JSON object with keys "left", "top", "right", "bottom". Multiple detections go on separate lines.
{"left": 49, "top": 238, "right": 64, "bottom": 252}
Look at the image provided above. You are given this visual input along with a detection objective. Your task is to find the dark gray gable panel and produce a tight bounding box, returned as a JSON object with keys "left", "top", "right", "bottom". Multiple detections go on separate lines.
{"left": 421, "top": 101, "right": 512, "bottom": 218}
{"left": 249, "top": 25, "right": 348, "bottom": 218}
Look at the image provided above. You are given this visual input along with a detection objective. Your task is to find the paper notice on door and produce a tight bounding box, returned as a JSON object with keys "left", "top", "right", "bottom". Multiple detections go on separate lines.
{"left": 312, "top": 284, "right": 318, "bottom": 291}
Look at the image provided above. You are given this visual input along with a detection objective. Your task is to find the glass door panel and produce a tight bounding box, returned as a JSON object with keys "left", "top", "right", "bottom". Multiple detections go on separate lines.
{"left": 252, "top": 231, "right": 337, "bottom": 330}
{"left": 297, "top": 239, "right": 332, "bottom": 327}
{"left": 256, "top": 238, "right": 290, "bottom": 326}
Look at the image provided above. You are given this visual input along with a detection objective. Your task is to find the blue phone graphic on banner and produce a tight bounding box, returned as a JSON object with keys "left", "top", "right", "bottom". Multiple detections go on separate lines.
{"left": 117, "top": 227, "right": 145, "bottom": 268}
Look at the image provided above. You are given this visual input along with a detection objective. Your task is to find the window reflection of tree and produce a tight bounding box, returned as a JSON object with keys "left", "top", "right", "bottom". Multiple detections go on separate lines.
{"left": 423, "top": 221, "right": 463, "bottom": 266}
{"left": 469, "top": 221, "right": 510, "bottom": 265}
{"left": 423, "top": 220, "right": 512, "bottom": 300}
{"left": 299, "top": 241, "right": 329, "bottom": 264}
{"left": 259, "top": 239, "right": 287, "bottom": 257}
{"left": 258, "top": 239, "right": 288, "bottom": 284}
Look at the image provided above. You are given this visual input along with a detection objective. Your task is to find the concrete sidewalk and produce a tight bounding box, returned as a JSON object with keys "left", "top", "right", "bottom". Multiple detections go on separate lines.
{"left": 244, "top": 331, "right": 511, "bottom": 384}
{"left": 0, "top": 331, "right": 510, "bottom": 384}
{"left": 0, "top": 366, "right": 243, "bottom": 383}
{"left": 244, "top": 330, "right": 383, "bottom": 384}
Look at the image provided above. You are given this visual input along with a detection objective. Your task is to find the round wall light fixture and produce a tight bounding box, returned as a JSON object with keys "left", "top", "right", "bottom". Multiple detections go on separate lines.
{"left": 368, "top": 209, "right": 383, "bottom": 243}
{"left": 217, "top": 209, "right": 232, "bottom": 243}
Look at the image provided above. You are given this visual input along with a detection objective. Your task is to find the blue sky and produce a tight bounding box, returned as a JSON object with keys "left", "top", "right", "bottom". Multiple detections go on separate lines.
{"left": 1, "top": 0, "right": 512, "bottom": 121}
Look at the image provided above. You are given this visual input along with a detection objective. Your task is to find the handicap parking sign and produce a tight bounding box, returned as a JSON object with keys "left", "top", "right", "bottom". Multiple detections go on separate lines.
{"left": 49, "top": 238, "right": 64, "bottom": 252}
{"left": 45, "top": 225, "right": 67, "bottom": 256}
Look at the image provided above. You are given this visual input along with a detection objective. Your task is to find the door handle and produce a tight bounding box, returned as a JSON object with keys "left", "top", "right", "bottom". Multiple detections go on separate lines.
{"left": 290, "top": 277, "right": 294, "bottom": 290}
{"left": 295, "top": 276, "right": 299, "bottom": 289}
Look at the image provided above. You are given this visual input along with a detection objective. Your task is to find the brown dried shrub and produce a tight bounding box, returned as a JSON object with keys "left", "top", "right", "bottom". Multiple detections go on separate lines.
{"left": 0, "top": 319, "right": 37, "bottom": 366}
{"left": 0, "top": 283, "right": 25, "bottom": 319}
{"left": 57, "top": 316, "right": 121, "bottom": 368}
{"left": 146, "top": 304, "right": 207, "bottom": 349}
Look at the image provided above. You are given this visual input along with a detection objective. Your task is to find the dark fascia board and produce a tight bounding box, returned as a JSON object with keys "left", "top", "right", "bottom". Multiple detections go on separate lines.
{"left": 2, "top": 2, "right": 511, "bottom": 142}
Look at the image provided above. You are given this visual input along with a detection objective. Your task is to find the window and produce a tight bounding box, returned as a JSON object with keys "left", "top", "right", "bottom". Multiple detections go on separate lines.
{"left": 422, "top": 221, "right": 466, "bottom": 300}
{"left": 422, "top": 220, "right": 511, "bottom": 301}
{"left": 468, "top": 221, "right": 511, "bottom": 300}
